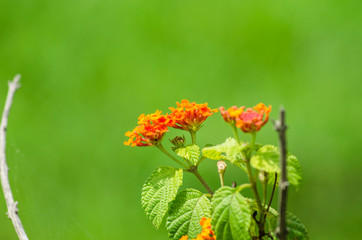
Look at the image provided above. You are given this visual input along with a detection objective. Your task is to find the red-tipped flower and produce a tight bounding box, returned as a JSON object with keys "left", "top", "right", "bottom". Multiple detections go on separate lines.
{"left": 236, "top": 103, "right": 271, "bottom": 133}
{"left": 219, "top": 103, "right": 271, "bottom": 133}
{"left": 169, "top": 100, "right": 217, "bottom": 132}
{"left": 124, "top": 110, "right": 173, "bottom": 147}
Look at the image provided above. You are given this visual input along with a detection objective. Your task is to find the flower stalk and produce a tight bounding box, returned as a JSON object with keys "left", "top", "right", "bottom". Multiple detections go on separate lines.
{"left": 157, "top": 144, "right": 189, "bottom": 169}
{"left": 190, "top": 131, "right": 196, "bottom": 144}
{"left": 232, "top": 124, "right": 240, "bottom": 143}
{"left": 188, "top": 166, "right": 213, "bottom": 196}
{"left": 245, "top": 133, "right": 266, "bottom": 238}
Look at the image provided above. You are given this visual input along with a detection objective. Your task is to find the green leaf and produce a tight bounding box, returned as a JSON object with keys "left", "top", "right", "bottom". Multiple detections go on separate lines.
{"left": 268, "top": 172, "right": 279, "bottom": 186}
{"left": 202, "top": 138, "right": 243, "bottom": 164}
{"left": 252, "top": 146, "right": 302, "bottom": 187}
{"left": 249, "top": 217, "right": 258, "bottom": 238}
{"left": 166, "top": 189, "right": 211, "bottom": 239}
{"left": 267, "top": 155, "right": 303, "bottom": 188}
{"left": 211, "top": 187, "right": 251, "bottom": 240}
{"left": 268, "top": 212, "right": 309, "bottom": 240}
{"left": 251, "top": 145, "right": 280, "bottom": 173}
{"left": 285, "top": 212, "right": 309, "bottom": 239}
{"left": 235, "top": 162, "right": 248, "bottom": 174}
{"left": 141, "top": 166, "right": 183, "bottom": 229}
{"left": 287, "top": 154, "right": 303, "bottom": 187}
{"left": 174, "top": 144, "right": 200, "bottom": 166}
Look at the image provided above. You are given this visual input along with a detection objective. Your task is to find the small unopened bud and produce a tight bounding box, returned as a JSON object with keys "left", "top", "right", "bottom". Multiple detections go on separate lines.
{"left": 217, "top": 161, "right": 227, "bottom": 174}
{"left": 258, "top": 171, "right": 268, "bottom": 183}
{"left": 170, "top": 136, "right": 186, "bottom": 148}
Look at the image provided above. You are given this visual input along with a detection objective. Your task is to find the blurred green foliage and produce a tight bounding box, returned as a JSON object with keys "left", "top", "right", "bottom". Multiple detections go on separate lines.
{"left": 0, "top": 0, "right": 361, "bottom": 239}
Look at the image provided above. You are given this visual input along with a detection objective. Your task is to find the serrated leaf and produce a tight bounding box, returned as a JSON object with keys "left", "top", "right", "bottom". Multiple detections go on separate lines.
{"left": 268, "top": 155, "right": 302, "bottom": 187}
{"left": 141, "top": 166, "right": 183, "bottom": 229}
{"left": 211, "top": 187, "right": 251, "bottom": 240}
{"left": 174, "top": 144, "right": 200, "bottom": 166}
{"left": 285, "top": 212, "right": 309, "bottom": 239}
{"left": 202, "top": 138, "right": 243, "bottom": 164}
{"left": 268, "top": 212, "right": 309, "bottom": 240}
{"left": 251, "top": 145, "right": 280, "bottom": 173}
{"left": 252, "top": 146, "right": 302, "bottom": 187}
{"left": 166, "top": 189, "right": 211, "bottom": 239}
{"left": 287, "top": 154, "right": 302, "bottom": 187}
{"left": 235, "top": 162, "right": 248, "bottom": 174}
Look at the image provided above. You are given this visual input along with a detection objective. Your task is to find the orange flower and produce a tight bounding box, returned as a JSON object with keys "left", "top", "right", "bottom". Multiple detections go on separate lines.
{"left": 219, "top": 106, "right": 245, "bottom": 124}
{"left": 169, "top": 100, "right": 217, "bottom": 132}
{"left": 199, "top": 217, "right": 211, "bottom": 228}
{"left": 179, "top": 217, "right": 216, "bottom": 240}
{"left": 124, "top": 110, "right": 173, "bottom": 147}
{"left": 236, "top": 103, "right": 271, "bottom": 133}
{"left": 219, "top": 103, "right": 271, "bottom": 133}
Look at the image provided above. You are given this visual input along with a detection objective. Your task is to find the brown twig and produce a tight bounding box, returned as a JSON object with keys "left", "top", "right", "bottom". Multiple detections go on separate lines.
{"left": 0, "top": 74, "right": 29, "bottom": 240}
{"left": 274, "top": 107, "right": 288, "bottom": 240}
{"left": 265, "top": 172, "right": 278, "bottom": 220}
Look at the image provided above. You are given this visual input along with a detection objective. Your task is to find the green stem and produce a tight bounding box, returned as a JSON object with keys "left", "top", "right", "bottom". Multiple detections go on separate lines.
{"left": 197, "top": 156, "right": 206, "bottom": 166}
{"left": 232, "top": 124, "right": 240, "bottom": 143}
{"left": 265, "top": 173, "right": 278, "bottom": 219}
{"left": 263, "top": 178, "right": 268, "bottom": 209}
{"left": 246, "top": 133, "right": 265, "bottom": 237}
{"left": 246, "top": 161, "right": 266, "bottom": 237}
{"left": 157, "top": 144, "right": 189, "bottom": 169}
{"left": 158, "top": 143, "right": 213, "bottom": 196}
{"left": 245, "top": 161, "right": 264, "bottom": 215}
{"left": 191, "top": 167, "right": 213, "bottom": 196}
{"left": 190, "top": 130, "right": 196, "bottom": 144}
{"left": 219, "top": 171, "right": 224, "bottom": 187}
{"left": 236, "top": 183, "right": 252, "bottom": 193}
{"left": 249, "top": 132, "right": 256, "bottom": 158}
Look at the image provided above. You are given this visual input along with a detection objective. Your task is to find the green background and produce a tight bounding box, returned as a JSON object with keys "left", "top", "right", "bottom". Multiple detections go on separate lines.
{"left": 1, "top": 0, "right": 361, "bottom": 239}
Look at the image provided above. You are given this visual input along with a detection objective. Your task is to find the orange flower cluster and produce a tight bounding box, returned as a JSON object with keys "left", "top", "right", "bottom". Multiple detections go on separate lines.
{"left": 179, "top": 217, "right": 216, "bottom": 240}
{"left": 169, "top": 100, "right": 218, "bottom": 132}
{"left": 124, "top": 110, "right": 172, "bottom": 147}
{"left": 219, "top": 103, "right": 271, "bottom": 133}
{"left": 124, "top": 100, "right": 217, "bottom": 147}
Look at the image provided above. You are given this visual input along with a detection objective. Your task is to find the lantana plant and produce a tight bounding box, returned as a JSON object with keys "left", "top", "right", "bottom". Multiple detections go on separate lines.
{"left": 124, "top": 100, "right": 308, "bottom": 240}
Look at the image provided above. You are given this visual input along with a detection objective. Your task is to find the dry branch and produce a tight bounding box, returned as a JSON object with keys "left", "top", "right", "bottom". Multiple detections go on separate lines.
{"left": 275, "top": 107, "right": 288, "bottom": 240}
{"left": 0, "top": 74, "right": 29, "bottom": 240}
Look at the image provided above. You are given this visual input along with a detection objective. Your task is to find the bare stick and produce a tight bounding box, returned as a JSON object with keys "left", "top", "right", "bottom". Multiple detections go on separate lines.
{"left": 275, "top": 107, "right": 288, "bottom": 240}
{"left": 0, "top": 74, "right": 29, "bottom": 240}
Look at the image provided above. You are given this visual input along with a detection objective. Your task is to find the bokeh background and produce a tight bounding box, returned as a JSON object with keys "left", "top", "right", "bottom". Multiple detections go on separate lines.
{"left": 1, "top": 0, "right": 361, "bottom": 239}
